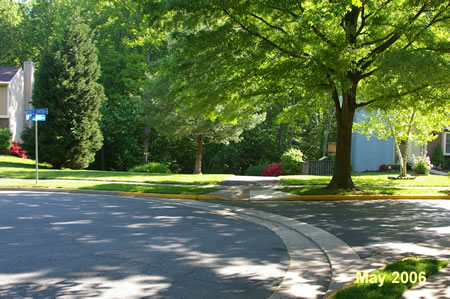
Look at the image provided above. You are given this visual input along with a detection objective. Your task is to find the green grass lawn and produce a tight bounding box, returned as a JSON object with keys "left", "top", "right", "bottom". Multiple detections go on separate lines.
{"left": 281, "top": 172, "right": 449, "bottom": 187}
{"left": 0, "top": 179, "right": 217, "bottom": 195}
{"left": 281, "top": 186, "right": 449, "bottom": 196}
{"left": 333, "top": 258, "right": 449, "bottom": 299}
{"left": 0, "top": 155, "right": 231, "bottom": 185}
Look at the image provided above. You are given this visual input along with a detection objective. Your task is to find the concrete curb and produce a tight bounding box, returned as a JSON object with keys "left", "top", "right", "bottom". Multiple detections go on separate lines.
{"left": 0, "top": 187, "right": 118, "bottom": 196}
{"left": 1, "top": 187, "right": 448, "bottom": 201}
{"left": 0, "top": 188, "right": 233, "bottom": 201}
{"left": 116, "top": 191, "right": 231, "bottom": 201}
{"left": 275, "top": 194, "right": 450, "bottom": 200}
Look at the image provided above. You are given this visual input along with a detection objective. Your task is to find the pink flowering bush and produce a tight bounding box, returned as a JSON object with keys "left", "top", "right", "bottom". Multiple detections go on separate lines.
{"left": 411, "top": 155, "right": 432, "bottom": 175}
{"left": 262, "top": 163, "right": 283, "bottom": 177}
{"left": 10, "top": 141, "right": 28, "bottom": 159}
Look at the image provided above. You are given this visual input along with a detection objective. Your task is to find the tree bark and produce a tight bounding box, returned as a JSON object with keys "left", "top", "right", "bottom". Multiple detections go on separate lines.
{"left": 323, "top": 107, "right": 336, "bottom": 157}
{"left": 327, "top": 91, "right": 357, "bottom": 191}
{"left": 193, "top": 134, "right": 204, "bottom": 174}
{"left": 278, "top": 123, "right": 284, "bottom": 151}
{"left": 387, "top": 117, "right": 406, "bottom": 177}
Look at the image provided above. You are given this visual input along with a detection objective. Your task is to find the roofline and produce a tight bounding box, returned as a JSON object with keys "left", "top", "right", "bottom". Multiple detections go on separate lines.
{"left": 0, "top": 82, "right": 9, "bottom": 85}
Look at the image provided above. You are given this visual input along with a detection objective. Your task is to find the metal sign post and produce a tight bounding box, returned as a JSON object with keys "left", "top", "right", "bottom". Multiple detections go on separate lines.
{"left": 25, "top": 108, "right": 48, "bottom": 185}
{"left": 35, "top": 116, "right": 38, "bottom": 184}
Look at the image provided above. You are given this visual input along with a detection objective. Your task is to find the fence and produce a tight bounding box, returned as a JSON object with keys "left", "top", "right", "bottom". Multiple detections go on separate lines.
{"left": 304, "top": 160, "right": 334, "bottom": 175}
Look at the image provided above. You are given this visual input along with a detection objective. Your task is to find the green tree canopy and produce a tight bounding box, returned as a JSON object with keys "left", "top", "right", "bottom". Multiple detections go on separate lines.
{"left": 142, "top": 0, "right": 449, "bottom": 190}
{"left": 142, "top": 73, "right": 265, "bottom": 174}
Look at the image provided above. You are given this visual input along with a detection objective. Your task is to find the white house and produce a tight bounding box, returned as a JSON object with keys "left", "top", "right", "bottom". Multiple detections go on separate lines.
{"left": 0, "top": 61, "right": 34, "bottom": 141}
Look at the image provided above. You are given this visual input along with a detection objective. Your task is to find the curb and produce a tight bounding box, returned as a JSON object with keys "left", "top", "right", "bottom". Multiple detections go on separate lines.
{"left": 1, "top": 187, "right": 448, "bottom": 201}
{"left": 276, "top": 194, "right": 450, "bottom": 200}
{"left": 0, "top": 187, "right": 232, "bottom": 201}
{"left": 116, "top": 191, "right": 231, "bottom": 201}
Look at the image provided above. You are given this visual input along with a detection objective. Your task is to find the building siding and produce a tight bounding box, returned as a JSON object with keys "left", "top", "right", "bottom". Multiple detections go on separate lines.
{"left": 0, "top": 86, "right": 7, "bottom": 116}
{"left": 351, "top": 110, "right": 395, "bottom": 172}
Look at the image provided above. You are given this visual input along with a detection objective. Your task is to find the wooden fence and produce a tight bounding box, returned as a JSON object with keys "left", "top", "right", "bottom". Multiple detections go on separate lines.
{"left": 304, "top": 160, "right": 334, "bottom": 175}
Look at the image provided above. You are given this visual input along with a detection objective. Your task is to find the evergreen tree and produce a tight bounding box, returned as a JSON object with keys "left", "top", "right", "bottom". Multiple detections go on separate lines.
{"left": 30, "top": 13, "right": 105, "bottom": 169}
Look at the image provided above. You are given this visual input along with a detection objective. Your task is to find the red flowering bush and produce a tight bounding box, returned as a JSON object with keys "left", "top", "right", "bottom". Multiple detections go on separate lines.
{"left": 262, "top": 163, "right": 283, "bottom": 177}
{"left": 10, "top": 141, "right": 28, "bottom": 159}
{"left": 378, "top": 164, "right": 388, "bottom": 172}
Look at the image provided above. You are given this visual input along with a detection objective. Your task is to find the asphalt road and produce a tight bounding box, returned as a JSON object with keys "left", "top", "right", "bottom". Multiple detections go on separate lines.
{"left": 218, "top": 199, "right": 450, "bottom": 258}
{"left": 0, "top": 192, "right": 288, "bottom": 298}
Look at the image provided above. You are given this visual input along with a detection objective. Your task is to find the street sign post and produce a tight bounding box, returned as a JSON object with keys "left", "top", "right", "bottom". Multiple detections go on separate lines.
{"left": 25, "top": 108, "right": 48, "bottom": 184}
{"left": 26, "top": 114, "right": 46, "bottom": 121}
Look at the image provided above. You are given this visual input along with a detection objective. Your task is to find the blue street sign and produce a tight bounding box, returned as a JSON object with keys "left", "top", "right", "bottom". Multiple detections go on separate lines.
{"left": 26, "top": 114, "right": 46, "bottom": 121}
{"left": 24, "top": 108, "right": 48, "bottom": 115}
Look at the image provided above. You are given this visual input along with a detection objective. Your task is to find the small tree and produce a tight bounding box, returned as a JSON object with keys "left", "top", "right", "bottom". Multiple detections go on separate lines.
{"left": 142, "top": 74, "right": 264, "bottom": 174}
{"left": 0, "top": 128, "right": 11, "bottom": 154}
{"left": 354, "top": 102, "right": 449, "bottom": 177}
{"left": 29, "top": 13, "right": 105, "bottom": 169}
{"left": 432, "top": 144, "right": 445, "bottom": 168}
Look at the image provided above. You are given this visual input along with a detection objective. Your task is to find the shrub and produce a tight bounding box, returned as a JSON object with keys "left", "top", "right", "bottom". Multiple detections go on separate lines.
{"left": 244, "top": 161, "right": 270, "bottom": 176}
{"left": 10, "top": 141, "right": 28, "bottom": 159}
{"left": 378, "top": 164, "right": 388, "bottom": 172}
{"left": 280, "top": 148, "right": 303, "bottom": 175}
{"left": 431, "top": 144, "right": 444, "bottom": 168}
{"left": 411, "top": 155, "right": 433, "bottom": 175}
{"left": 0, "top": 128, "right": 11, "bottom": 154}
{"left": 129, "top": 162, "right": 171, "bottom": 174}
{"left": 262, "top": 163, "right": 283, "bottom": 177}
{"left": 387, "top": 163, "right": 399, "bottom": 170}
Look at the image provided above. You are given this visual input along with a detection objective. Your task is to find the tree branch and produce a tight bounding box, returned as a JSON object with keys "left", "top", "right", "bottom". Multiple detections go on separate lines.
{"left": 357, "top": 3, "right": 429, "bottom": 70}
{"left": 403, "top": 3, "right": 450, "bottom": 50}
{"left": 360, "top": 68, "right": 378, "bottom": 79}
{"left": 361, "top": 84, "right": 431, "bottom": 108}
{"left": 297, "top": 1, "right": 337, "bottom": 48}
{"left": 328, "top": 75, "right": 341, "bottom": 113}
{"left": 246, "top": 11, "right": 288, "bottom": 35}
{"left": 222, "top": 8, "right": 304, "bottom": 60}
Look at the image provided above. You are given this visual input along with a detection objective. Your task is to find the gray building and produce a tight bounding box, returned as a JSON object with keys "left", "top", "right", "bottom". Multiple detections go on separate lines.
{"left": 0, "top": 61, "right": 34, "bottom": 141}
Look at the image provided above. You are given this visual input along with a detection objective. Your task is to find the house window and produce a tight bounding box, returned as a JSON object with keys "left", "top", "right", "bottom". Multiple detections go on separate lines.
{"left": 0, "top": 86, "right": 8, "bottom": 117}
{"left": 444, "top": 132, "right": 450, "bottom": 156}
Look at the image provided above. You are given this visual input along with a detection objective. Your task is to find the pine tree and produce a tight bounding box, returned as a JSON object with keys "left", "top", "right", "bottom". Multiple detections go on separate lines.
{"left": 31, "top": 13, "right": 105, "bottom": 169}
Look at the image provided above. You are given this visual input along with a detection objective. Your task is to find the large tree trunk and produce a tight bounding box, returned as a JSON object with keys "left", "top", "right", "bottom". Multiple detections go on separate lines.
{"left": 193, "top": 134, "right": 204, "bottom": 175}
{"left": 327, "top": 91, "right": 357, "bottom": 191}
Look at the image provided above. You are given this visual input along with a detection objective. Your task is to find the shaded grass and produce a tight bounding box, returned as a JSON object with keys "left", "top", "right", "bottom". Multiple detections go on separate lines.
{"left": 0, "top": 155, "right": 231, "bottom": 185}
{"left": 0, "top": 180, "right": 217, "bottom": 195}
{"left": 281, "top": 187, "right": 450, "bottom": 196}
{"left": 333, "top": 258, "right": 449, "bottom": 299}
{"left": 281, "top": 172, "right": 449, "bottom": 187}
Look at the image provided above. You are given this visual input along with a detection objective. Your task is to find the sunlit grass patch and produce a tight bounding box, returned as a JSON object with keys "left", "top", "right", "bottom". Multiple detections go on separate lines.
{"left": 0, "top": 179, "right": 217, "bottom": 195}
{"left": 281, "top": 186, "right": 449, "bottom": 196}
{"left": 0, "top": 155, "right": 231, "bottom": 185}
{"left": 333, "top": 258, "right": 448, "bottom": 299}
{"left": 281, "top": 172, "right": 449, "bottom": 187}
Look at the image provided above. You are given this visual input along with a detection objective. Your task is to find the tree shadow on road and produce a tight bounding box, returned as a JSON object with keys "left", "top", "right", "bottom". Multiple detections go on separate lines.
{"left": 0, "top": 192, "right": 292, "bottom": 298}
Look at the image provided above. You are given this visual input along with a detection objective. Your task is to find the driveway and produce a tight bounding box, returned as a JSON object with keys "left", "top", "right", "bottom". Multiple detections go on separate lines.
{"left": 218, "top": 199, "right": 450, "bottom": 259}
{"left": 0, "top": 192, "right": 288, "bottom": 298}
